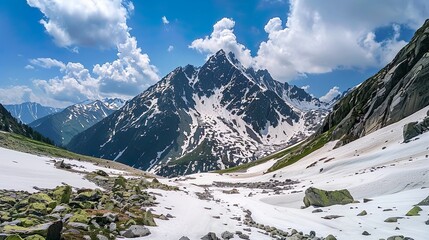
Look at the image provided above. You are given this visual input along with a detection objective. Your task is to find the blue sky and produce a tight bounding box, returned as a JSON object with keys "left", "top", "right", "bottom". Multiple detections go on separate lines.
{"left": 0, "top": 0, "right": 427, "bottom": 107}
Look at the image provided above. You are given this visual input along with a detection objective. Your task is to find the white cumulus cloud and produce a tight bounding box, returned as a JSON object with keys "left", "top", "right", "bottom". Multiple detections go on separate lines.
{"left": 190, "top": 18, "right": 253, "bottom": 67}
{"left": 24, "top": 0, "right": 160, "bottom": 105}
{"left": 254, "top": 0, "right": 427, "bottom": 81}
{"left": 320, "top": 86, "right": 341, "bottom": 102}
{"left": 26, "top": 0, "right": 131, "bottom": 48}
{"left": 191, "top": 1, "right": 428, "bottom": 82}
{"left": 167, "top": 45, "right": 174, "bottom": 52}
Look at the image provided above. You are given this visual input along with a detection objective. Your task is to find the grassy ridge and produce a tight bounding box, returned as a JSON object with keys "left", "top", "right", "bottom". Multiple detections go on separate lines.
{"left": 217, "top": 130, "right": 332, "bottom": 174}
{"left": 0, "top": 131, "right": 146, "bottom": 174}
{"left": 267, "top": 130, "right": 332, "bottom": 172}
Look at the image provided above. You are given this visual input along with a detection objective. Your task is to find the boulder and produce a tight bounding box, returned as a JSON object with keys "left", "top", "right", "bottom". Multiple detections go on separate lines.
{"left": 74, "top": 189, "right": 102, "bottom": 202}
{"left": 94, "top": 170, "right": 109, "bottom": 177}
{"left": 417, "top": 195, "right": 429, "bottom": 206}
{"left": 52, "top": 186, "right": 72, "bottom": 204}
{"left": 68, "top": 210, "right": 90, "bottom": 224}
{"left": 221, "top": 231, "right": 234, "bottom": 240}
{"left": 45, "top": 221, "right": 62, "bottom": 240}
{"left": 405, "top": 206, "right": 422, "bottom": 216}
{"left": 121, "top": 225, "right": 151, "bottom": 238}
{"left": 201, "top": 232, "right": 219, "bottom": 240}
{"left": 5, "top": 235, "right": 23, "bottom": 240}
{"left": 303, "top": 187, "right": 354, "bottom": 207}
{"left": 325, "top": 235, "right": 337, "bottom": 240}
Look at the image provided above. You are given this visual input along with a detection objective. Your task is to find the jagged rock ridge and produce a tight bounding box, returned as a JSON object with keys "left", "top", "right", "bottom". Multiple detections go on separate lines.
{"left": 68, "top": 50, "right": 329, "bottom": 176}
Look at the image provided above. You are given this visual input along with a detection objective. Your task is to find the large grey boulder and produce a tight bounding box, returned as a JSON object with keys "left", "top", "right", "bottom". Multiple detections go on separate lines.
{"left": 201, "top": 232, "right": 220, "bottom": 240}
{"left": 121, "top": 225, "right": 151, "bottom": 238}
{"left": 303, "top": 187, "right": 354, "bottom": 207}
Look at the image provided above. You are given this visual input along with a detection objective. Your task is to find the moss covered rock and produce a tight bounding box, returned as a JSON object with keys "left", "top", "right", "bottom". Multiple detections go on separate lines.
{"left": 0, "top": 196, "right": 17, "bottom": 205}
{"left": 405, "top": 206, "right": 422, "bottom": 216}
{"left": 5, "top": 235, "right": 23, "bottom": 240}
{"left": 24, "top": 235, "right": 45, "bottom": 240}
{"left": 113, "top": 176, "right": 127, "bottom": 191}
{"left": 303, "top": 187, "right": 354, "bottom": 207}
{"left": 74, "top": 189, "right": 102, "bottom": 202}
{"left": 68, "top": 210, "right": 90, "bottom": 224}
{"left": 52, "top": 186, "right": 72, "bottom": 204}
{"left": 27, "top": 203, "right": 48, "bottom": 216}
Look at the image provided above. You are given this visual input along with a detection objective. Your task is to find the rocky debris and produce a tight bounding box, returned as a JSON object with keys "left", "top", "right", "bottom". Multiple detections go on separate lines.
{"left": 405, "top": 206, "right": 422, "bottom": 216}
{"left": 417, "top": 195, "right": 429, "bottom": 206}
{"left": 0, "top": 171, "right": 180, "bottom": 239}
{"left": 196, "top": 188, "right": 214, "bottom": 201}
{"left": 303, "top": 187, "right": 354, "bottom": 207}
{"left": 403, "top": 117, "right": 429, "bottom": 142}
{"left": 221, "top": 189, "right": 239, "bottom": 194}
{"left": 121, "top": 225, "right": 151, "bottom": 238}
{"left": 363, "top": 198, "right": 373, "bottom": 203}
{"left": 362, "top": 231, "right": 371, "bottom": 236}
{"left": 387, "top": 236, "right": 415, "bottom": 240}
{"left": 54, "top": 160, "right": 72, "bottom": 169}
{"left": 213, "top": 179, "right": 299, "bottom": 190}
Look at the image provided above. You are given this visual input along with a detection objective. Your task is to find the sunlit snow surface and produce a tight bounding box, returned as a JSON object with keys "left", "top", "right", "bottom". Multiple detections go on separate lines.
{"left": 145, "top": 106, "right": 429, "bottom": 240}
{"left": 0, "top": 107, "right": 428, "bottom": 239}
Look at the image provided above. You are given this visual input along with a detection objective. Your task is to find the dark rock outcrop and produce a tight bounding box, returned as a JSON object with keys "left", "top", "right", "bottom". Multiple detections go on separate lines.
{"left": 319, "top": 19, "right": 429, "bottom": 147}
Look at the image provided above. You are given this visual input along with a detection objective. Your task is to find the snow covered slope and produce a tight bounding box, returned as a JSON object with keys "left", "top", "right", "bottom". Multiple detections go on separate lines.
{"left": 0, "top": 107, "right": 427, "bottom": 239}
{"left": 145, "top": 106, "right": 429, "bottom": 240}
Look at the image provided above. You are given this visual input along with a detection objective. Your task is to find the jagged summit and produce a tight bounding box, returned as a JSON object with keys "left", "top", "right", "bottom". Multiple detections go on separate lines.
{"left": 68, "top": 50, "right": 329, "bottom": 177}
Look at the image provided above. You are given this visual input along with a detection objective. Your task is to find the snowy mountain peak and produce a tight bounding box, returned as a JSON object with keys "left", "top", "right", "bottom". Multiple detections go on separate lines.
{"left": 4, "top": 102, "right": 62, "bottom": 124}
{"left": 68, "top": 50, "right": 329, "bottom": 176}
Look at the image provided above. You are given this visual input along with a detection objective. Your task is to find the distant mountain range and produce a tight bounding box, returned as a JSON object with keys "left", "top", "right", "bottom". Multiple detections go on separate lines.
{"left": 4, "top": 102, "right": 62, "bottom": 124}
{"left": 0, "top": 103, "right": 52, "bottom": 144}
{"left": 30, "top": 98, "right": 125, "bottom": 146}
{"left": 68, "top": 50, "right": 330, "bottom": 176}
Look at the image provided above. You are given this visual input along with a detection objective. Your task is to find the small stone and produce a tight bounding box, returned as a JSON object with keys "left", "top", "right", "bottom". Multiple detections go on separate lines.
{"left": 67, "top": 222, "right": 89, "bottom": 231}
{"left": 109, "top": 223, "right": 117, "bottom": 232}
{"left": 362, "top": 231, "right": 370, "bottom": 236}
{"left": 312, "top": 209, "right": 323, "bottom": 213}
{"left": 179, "top": 237, "right": 190, "bottom": 240}
{"left": 357, "top": 210, "right": 367, "bottom": 216}
{"left": 363, "top": 198, "right": 373, "bottom": 203}
{"left": 96, "top": 235, "right": 108, "bottom": 240}
{"left": 384, "top": 217, "right": 403, "bottom": 223}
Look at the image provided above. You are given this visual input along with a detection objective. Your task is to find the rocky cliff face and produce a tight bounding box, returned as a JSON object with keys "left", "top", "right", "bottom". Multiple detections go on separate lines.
{"left": 319, "top": 20, "right": 429, "bottom": 146}
{"left": 68, "top": 50, "right": 329, "bottom": 176}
